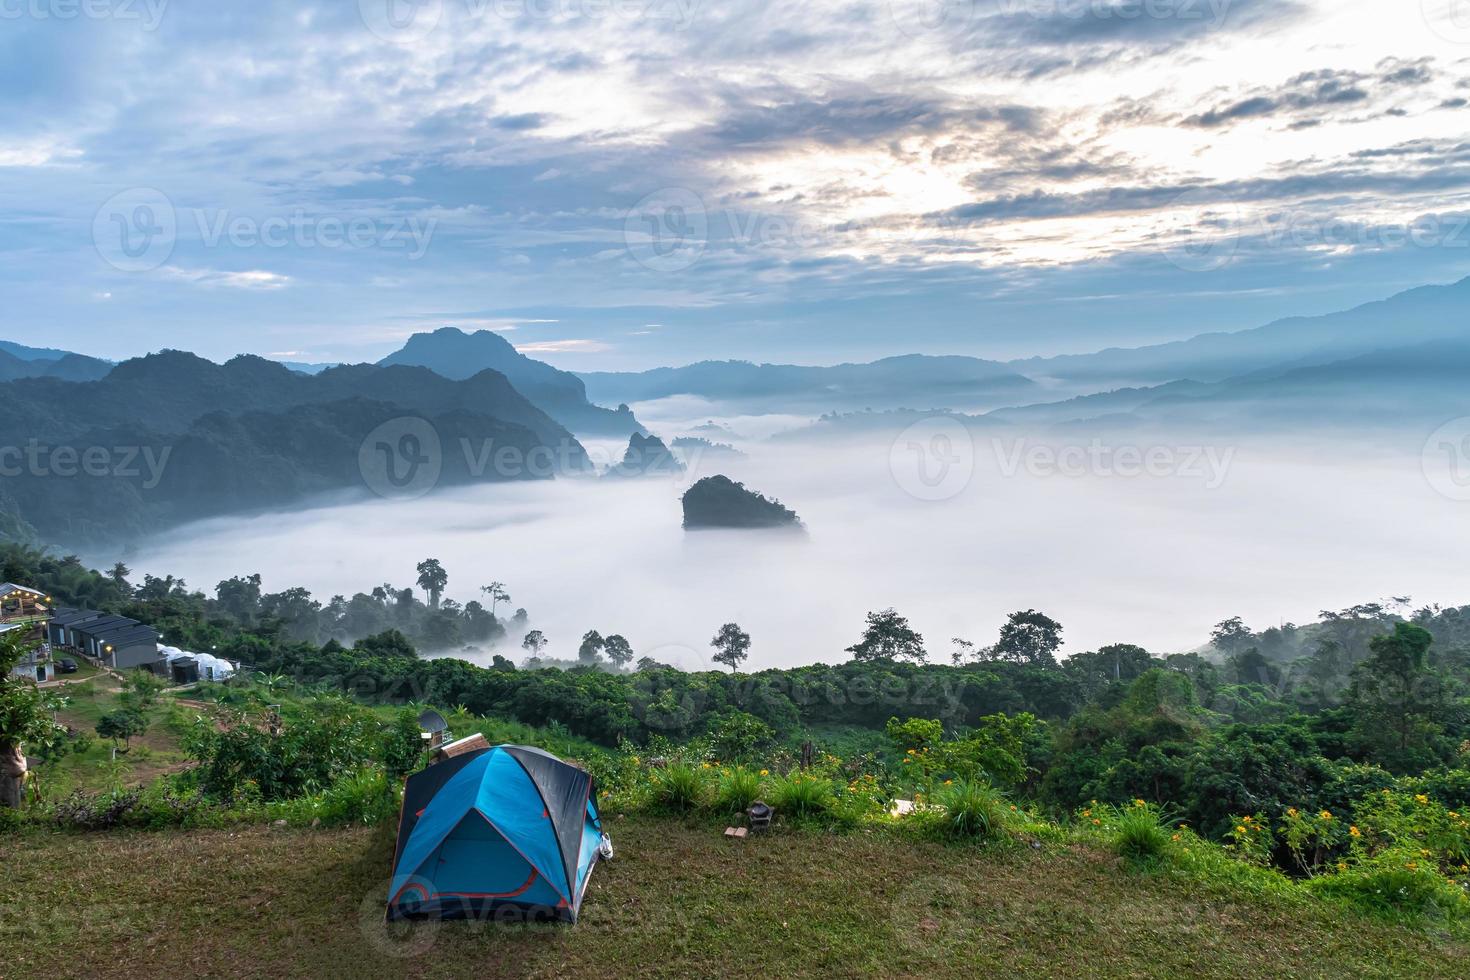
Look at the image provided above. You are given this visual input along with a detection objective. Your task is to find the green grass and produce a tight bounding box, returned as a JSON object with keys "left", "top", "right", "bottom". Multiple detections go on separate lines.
{"left": 36, "top": 683, "right": 191, "bottom": 797}
{"left": 8, "top": 816, "right": 1467, "bottom": 979}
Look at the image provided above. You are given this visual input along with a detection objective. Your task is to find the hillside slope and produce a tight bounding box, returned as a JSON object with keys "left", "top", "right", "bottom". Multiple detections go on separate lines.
{"left": 1010, "top": 275, "right": 1470, "bottom": 388}
{"left": 580, "top": 354, "right": 1037, "bottom": 413}
{"left": 9, "top": 817, "right": 1465, "bottom": 979}
{"left": 381, "top": 327, "right": 643, "bottom": 437}
{"left": 0, "top": 353, "right": 590, "bottom": 546}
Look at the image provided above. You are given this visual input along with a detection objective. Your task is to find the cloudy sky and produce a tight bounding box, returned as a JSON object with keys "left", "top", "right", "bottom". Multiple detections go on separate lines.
{"left": 4, "top": 0, "right": 1470, "bottom": 369}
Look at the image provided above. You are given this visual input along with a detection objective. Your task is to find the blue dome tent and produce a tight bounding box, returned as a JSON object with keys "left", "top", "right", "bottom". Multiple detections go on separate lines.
{"left": 387, "top": 744, "right": 609, "bottom": 923}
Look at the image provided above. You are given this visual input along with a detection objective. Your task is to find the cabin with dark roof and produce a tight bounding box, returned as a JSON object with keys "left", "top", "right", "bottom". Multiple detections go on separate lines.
{"left": 1, "top": 583, "right": 54, "bottom": 682}
{"left": 49, "top": 607, "right": 161, "bottom": 670}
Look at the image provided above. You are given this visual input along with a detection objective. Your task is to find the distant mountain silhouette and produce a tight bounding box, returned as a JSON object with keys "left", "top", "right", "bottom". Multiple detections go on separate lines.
{"left": 604, "top": 432, "right": 684, "bottom": 478}
{"left": 0, "top": 345, "right": 112, "bottom": 383}
{"left": 580, "top": 354, "right": 1036, "bottom": 412}
{"left": 0, "top": 340, "right": 87, "bottom": 362}
{"left": 682, "top": 475, "right": 801, "bottom": 530}
{"left": 1009, "top": 275, "right": 1470, "bottom": 390}
{"left": 380, "top": 327, "right": 642, "bottom": 437}
{"left": 0, "top": 352, "right": 589, "bottom": 546}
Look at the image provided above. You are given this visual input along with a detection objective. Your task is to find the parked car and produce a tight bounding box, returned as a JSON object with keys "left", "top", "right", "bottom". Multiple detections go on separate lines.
{"left": 57, "top": 658, "right": 78, "bottom": 674}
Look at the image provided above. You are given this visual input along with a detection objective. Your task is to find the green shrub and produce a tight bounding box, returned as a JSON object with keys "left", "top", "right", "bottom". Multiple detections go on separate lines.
{"left": 716, "top": 766, "right": 764, "bottom": 814}
{"left": 1114, "top": 801, "right": 1173, "bottom": 862}
{"left": 933, "top": 779, "right": 1010, "bottom": 840}
{"left": 268, "top": 769, "right": 397, "bottom": 827}
{"left": 649, "top": 763, "right": 708, "bottom": 813}
{"left": 1309, "top": 848, "right": 1470, "bottom": 921}
{"left": 768, "top": 772, "right": 834, "bottom": 820}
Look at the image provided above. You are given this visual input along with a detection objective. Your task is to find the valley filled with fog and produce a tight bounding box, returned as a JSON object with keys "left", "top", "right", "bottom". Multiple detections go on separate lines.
{"left": 118, "top": 400, "right": 1469, "bottom": 670}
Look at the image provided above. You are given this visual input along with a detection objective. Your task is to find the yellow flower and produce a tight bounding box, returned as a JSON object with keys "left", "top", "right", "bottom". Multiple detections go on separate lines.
{"left": 943, "top": 779, "right": 952, "bottom": 786}
{"left": 1337, "top": 861, "right": 1348, "bottom": 872}
{"left": 1407, "top": 861, "right": 1419, "bottom": 871}
{"left": 1242, "top": 815, "right": 1253, "bottom": 824}
{"left": 1421, "top": 849, "right": 1432, "bottom": 858}
{"left": 759, "top": 769, "right": 769, "bottom": 776}
{"left": 1009, "top": 805, "right": 1018, "bottom": 811}
{"left": 1319, "top": 810, "right": 1332, "bottom": 821}
{"left": 1236, "top": 825, "right": 1247, "bottom": 834}
{"left": 1287, "top": 807, "right": 1298, "bottom": 817}
{"left": 1171, "top": 834, "right": 1181, "bottom": 842}
{"left": 1082, "top": 809, "right": 1092, "bottom": 818}
{"left": 1134, "top": 799, "right": 1146, "bottom": 808}
{"left": 1349, "top": 826, "right": 1361, "bottom": 837}
{"left": 1415, "top": 794, "right": 1429, "bottom": 805}
{"left": 1092, "top": 818, "right": 1101, "bottom": 826}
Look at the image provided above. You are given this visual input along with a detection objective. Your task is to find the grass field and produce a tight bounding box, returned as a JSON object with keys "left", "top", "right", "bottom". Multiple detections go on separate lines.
{"left": 36, "top": 681, "right": 192, "bottom": 796}
{"left": 8, "top": 815, "right": 1469, "bottom": 979}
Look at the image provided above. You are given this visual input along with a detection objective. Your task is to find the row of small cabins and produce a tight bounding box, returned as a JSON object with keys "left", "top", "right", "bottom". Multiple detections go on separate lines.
{"left": 3, "top": 582, "right": 235, "bottom": 684}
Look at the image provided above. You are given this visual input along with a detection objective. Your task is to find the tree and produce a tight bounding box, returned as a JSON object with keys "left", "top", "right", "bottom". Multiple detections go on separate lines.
{"left": 215, "top": 573, "right": 263, "bottom": 623}
{"left": 415, "top": 559, "right": 448, "bottom": 610}
{"left": 522, "top": 630, "right": 547, "bottom": 657}
{"left": 711, "top": 623, "right": 751, "bottom": 672}
{"left": 354, "top": 629, "right": 418, "bottom": 659}
{"left": 1210, "top": 616, "right": 1253, "bottom": 657}
{"left": 578, "top": 630, "right": 605, "bottom": 664}
{"left": 603, "top": 634, "right": 634, "bottom": 669}
{"left": 122, "top": 671, "right": 167, "bottom": 714}
{"left": 995, "top": 610, "right": 1064, "bottom": 668}
{"left": 96, "top": 709, "right": 147, "bottom": 755}
{"left": 950, "top": 637, "right": 975, "bottom": 666}
{"left": 481, "top": 582, "right": 510, "bottom": 616}
{"left": 0, "top": 631, "right": 64, "bottom": 808}
{"left": 108, "top": 561, "right": 132, "bottom": 591}
{"left": 846, "top": 609, "right": 926, "bottom": 663}
{"left": 1348, "top": 622, "right": 1447, "bottom": 771}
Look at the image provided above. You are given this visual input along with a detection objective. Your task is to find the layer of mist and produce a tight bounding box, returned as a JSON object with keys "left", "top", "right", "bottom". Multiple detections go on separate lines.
{"left": 118, "top": 401, "right": 1470, "bottom": 671}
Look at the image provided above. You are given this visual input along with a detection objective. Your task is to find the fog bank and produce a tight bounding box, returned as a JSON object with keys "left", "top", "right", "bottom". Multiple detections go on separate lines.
{"left": 118, "top": 413, "right": 1470, "bottom": 670}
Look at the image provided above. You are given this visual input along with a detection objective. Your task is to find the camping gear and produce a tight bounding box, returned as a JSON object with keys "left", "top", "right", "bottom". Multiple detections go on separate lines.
{"left": 747, "top": 801, "right": 773, "bottom": 832}
{"left": 432, "top": 732, "right": 489, "bottom": 762}
{"left": 387, "top": 743, "right": 609, "bottom": 923}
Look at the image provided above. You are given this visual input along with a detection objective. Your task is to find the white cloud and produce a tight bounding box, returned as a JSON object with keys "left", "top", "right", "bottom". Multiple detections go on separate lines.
{"left": 160, "top": 268, "right": 293, "bottom": 290}
{"left": 514, "top": 338, "right": 611, "bottom": 353}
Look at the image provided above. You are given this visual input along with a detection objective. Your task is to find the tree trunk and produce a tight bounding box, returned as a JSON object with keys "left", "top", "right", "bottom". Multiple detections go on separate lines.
{"left": 0, "top": 742, "right": 26, "bottom": 809}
